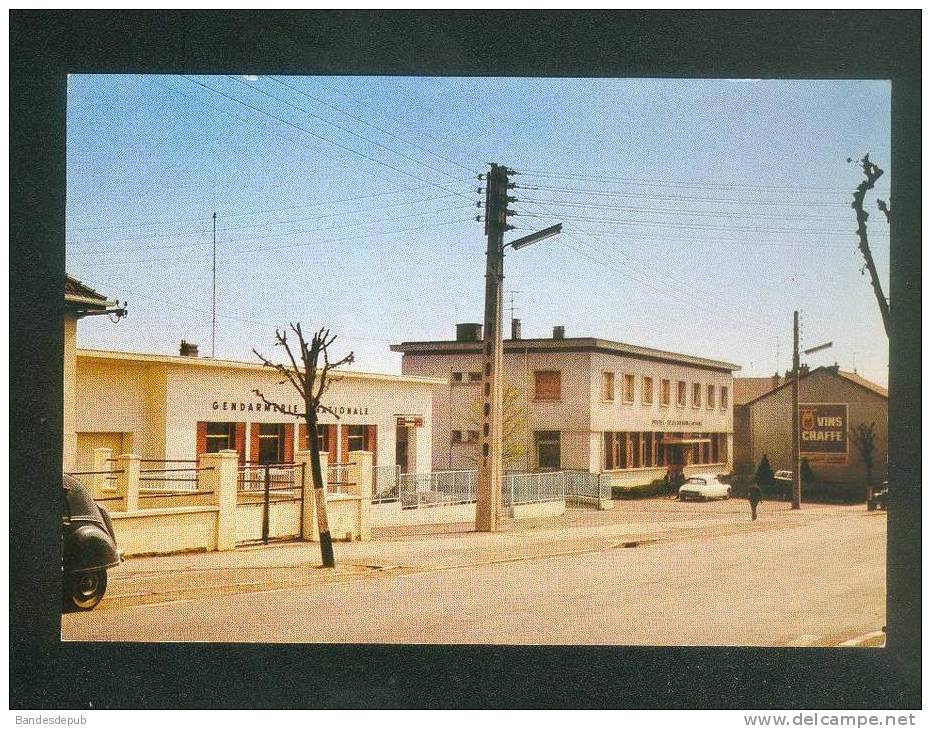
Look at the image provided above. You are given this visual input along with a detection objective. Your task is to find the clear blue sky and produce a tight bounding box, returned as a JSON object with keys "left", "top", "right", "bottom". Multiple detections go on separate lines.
{"left": 66, "top": 75, "right": 891, "bottom": 385}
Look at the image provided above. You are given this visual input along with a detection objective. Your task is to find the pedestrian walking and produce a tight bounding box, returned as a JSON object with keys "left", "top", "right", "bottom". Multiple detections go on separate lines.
{"left": 748, "top": 484, "right": 763, "bottom": 521}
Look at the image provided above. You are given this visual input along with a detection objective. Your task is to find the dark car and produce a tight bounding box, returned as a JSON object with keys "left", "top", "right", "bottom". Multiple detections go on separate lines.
{"left": 62, "top": 474, "right": 122, "bottom": 611}
{"left": 867, "top": 481, "right": 888, "bottom": 512}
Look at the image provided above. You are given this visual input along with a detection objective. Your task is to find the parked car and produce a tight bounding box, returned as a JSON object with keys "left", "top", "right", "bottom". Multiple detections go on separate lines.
{"left": 62, "top": 474, "right": 122, "bottom": 611}
{"left": 678, "top": 473, "right": 731, "bottom": 501}
{"left": 773, "top": 470, "right": 793, "bottom": 500}
{"left": 867, "top": 481, "right": 888, "bottom": 511}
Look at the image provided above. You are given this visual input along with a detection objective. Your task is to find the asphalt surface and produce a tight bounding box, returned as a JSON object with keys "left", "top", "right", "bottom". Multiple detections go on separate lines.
{"left": 62, "top": 499, "right": 886, "bottom": 646}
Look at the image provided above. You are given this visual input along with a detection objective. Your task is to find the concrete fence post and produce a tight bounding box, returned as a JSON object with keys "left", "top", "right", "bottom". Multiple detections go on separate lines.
{"left": 200, "top": 450, "right": 239, "bottom": 551}
{"left": 348, "top": 450, "right": 373, "bottom": 498}
{"left": 92, "top": 447, "right": 112, "bottom": 496}
{"left": 115, "top": 453, "right": 140, "bottom": 512}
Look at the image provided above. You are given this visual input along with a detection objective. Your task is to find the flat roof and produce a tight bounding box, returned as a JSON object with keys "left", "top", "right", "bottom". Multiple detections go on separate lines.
{"left": 391, "top": 336, "right": 740, "bottom": 372}
{"left": 76, "top": 348, "right": 446, "bottom": 386}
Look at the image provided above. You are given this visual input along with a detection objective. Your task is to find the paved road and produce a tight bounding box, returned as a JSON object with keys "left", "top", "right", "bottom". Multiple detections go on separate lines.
{"left": 63, "top": 508, "right": 885, "bottom": 646}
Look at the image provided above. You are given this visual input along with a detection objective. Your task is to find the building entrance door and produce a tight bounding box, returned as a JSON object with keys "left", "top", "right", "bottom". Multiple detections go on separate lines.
{"left": 395, "top": 424, "right": 409, "bottom": 473}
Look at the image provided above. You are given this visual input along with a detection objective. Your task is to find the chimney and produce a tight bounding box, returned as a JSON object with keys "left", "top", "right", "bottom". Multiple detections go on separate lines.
{"left": 771, "top": 372, "right": 781, "bottom": 389}
{"left": 511, "top": 318, "right": 522, "bottom": 340}
{"left": 179, "top": 340, "right": 199, "bottom": 357}
{"left": 552, "top": 325, "right": 565, "bottom": 340}
{"left": 455, "top": 323, "right": 482, "bottom": 342}
{"left": 799, "top": 364, "right": 809, "bottom": 377}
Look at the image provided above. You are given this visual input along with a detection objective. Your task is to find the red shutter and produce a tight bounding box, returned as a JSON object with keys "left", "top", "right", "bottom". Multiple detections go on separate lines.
{"left": 366, "top": 425, "right": 377, "bottom": 466}
{"left": 283, "top": 423, "right": 294, "bottom": 463}
{"left": 328, "top": 425, "right": 337, "bottom": 461}
{"left": 340, "top": 425, "right": 349, "bottom": 463}
{"left": 298, "top": 423, "right": 307, "bottom": 451}
{"left": 249, "top": 423, "right": 260, "bottom": 465}
{"left": 234, "top": 423, "right": 246, "bottom": 464}
{"left": 196, "top": 421, "right": 207, "bottom": 457}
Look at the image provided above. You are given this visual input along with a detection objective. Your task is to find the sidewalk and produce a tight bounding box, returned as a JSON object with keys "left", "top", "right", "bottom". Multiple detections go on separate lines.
{"left": 100, "top": 499, "right": 871, "bottom": 609}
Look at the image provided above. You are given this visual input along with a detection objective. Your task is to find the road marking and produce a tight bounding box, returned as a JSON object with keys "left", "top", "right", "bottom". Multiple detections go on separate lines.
{"left": 839, "top": 630, "right": 886, "bottom": 647}
{"left": 786, "top": 634, "right": 821, "bottom": 646}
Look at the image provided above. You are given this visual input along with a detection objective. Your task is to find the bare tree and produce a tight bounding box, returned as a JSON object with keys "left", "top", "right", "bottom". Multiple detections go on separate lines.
{"left": 466, "top": 384, "right": 527, "bottom": 469}
{"left": 252, "top": 324, "right": 354, "bottom": 568}
{"left": 849, "top": 154, "right": 891, "bottom": 337}
{"left": 850, "top": 421, "right": 877, "bottom": 501}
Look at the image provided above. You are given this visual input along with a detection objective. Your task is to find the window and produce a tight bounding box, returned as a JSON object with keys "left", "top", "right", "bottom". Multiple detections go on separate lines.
{"left": 205, "top": 422, "right": 236, "bottom": 453}
{"left": 451, "top": 372, "right": 463, "bottom": 383}
{"left": 534, "top": 370, "right": 561, "bottom": 400}
{"left": 707, "top": 384, "right": 715, "bottom": 409}
{"left": 347, "top": 425, "right": 368, "bottom": 452}
{"left": 303, "top": 424, "right": 329, "bottom": 451}
{"left": 623, "top": 374, "right": 635, "bottom": 403}
{"left": 660, "top": 379, "right": 671, "bottom": 407}
{"left": 451, "top": 430, "right": 463, "bottom": 443}
{"left": 466, "top": 430, "right": 479, "bottom": 443}
{"left": 677, "top": 381, "right": 687, "bottom": 407}
{"left": 535, "top": 431, "right": 561, "bottom": 470}
{"left": 468, "top": 371, "right": 482, "bottom": 382}
{"left": 692, "top": 383, "right": 702, "bottom": 408}
{"left": 643, "top": 376, "right": 654, "bottom": 405}
{"left": 721, "top": 386, "right": 729, "bottom": 409}
{"left": 602, "top": 372, "right": 615, "bottom": 401}
{"left": 258, "top": 423, "right": 285, "bottom": 464}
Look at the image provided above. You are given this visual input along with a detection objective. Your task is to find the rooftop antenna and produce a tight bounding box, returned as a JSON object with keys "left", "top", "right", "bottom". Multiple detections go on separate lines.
{"left": 211, "top": 210, "right": 217, "bottom": 358}
{"left": 508, "top": 289, "right": 521, "bottom": 322}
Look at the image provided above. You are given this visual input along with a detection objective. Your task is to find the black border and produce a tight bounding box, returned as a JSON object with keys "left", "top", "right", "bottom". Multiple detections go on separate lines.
{"left": 10, "top": 10, "right": 921, "bottom": 709}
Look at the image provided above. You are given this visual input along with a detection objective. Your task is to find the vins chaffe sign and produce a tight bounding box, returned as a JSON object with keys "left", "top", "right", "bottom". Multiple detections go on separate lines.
{"left": 799, "top": 403, "right": 848, "bottom": 464}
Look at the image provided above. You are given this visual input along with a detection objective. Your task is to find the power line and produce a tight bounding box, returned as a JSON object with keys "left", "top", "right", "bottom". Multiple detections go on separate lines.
{"left": 67, "top": 177, "right": 475, "bottom": 233}
{"left": 516, "top": 169, "right": 866, "bottom": 194}
{"left": 513, "top": 210, "right": 865, "bottom": 242}
{"left": 68, "top": 192, "right": 473, "bottom": 250}
{"left": 515, "top": 183, "right": 853, "bottom": 208}
{"left": 75, "top": 216, "right": 476, "bottom": 268}
{"left": 267, "top": 76, "right": 476, "bottom": 176}
{"left": 184, "top": 76, "right": 476, "bottom": 207}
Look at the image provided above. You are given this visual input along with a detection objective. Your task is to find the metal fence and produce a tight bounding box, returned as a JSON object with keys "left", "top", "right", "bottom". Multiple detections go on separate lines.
{"left": 139, "top": 466, "right": 205, "bottom": 493}
{"left": 238, "top": 463, "right": 301, "bottom": 494}
{"left": 502, "top": 471, "right": 566, "bottom": 506}
{"left": 399, "top": 470, "right": 477, "bottom": 508}
{"left": 373, "top": 464, "right": 401, "bottom": 503}
{"left": 326, "top": 462, "right": 354, "bottom": 494}
{"left": 563, "top": 469, "right": 609, "bottom": 504}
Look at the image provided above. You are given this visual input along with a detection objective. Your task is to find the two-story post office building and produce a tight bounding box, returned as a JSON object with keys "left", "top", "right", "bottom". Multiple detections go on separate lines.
{"left": 392, "top": 322, "right": 740, "bottom": 486}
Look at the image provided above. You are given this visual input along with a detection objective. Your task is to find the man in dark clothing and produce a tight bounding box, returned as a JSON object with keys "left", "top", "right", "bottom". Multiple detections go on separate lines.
{"left": 748, "top": 484, "right": 763, "bottom": 521}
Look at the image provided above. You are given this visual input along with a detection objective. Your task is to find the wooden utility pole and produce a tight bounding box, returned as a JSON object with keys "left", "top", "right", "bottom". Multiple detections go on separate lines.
{"left": 211, "top": 210, "right": 217, "bottom": 358}
{"left": 476, "top": 163, "right": 511, "bottom": 532}
{"left": 791, "top": 310, "right": 801, "bottom": 510}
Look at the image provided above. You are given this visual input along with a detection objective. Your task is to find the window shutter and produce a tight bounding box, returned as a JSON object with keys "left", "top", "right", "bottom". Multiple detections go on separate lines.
{"left": 327, "top": 425, "right": 338, "bottom": 461}
{"left": 234, "top": 423, "right": 246, "bottom": 464}
{"left": 298, "top": 423, "right": 307, "bottom": 450}
{"left": 340, "top": 425, "right": 349, "bottom": 463}
{"left": 534, "top": 371, "right": 560, "bottom": 400}
{"left": 249, "top": 423, "right": 260, "bottom": 465}
{"left": 366, "top": 425, "right": 377, "bottom": 466}
{"left": 196, "top": 421, "right": 207, "bottom": 457}
{"left": 283, "top": 423, "right": 295, "bottom": 463}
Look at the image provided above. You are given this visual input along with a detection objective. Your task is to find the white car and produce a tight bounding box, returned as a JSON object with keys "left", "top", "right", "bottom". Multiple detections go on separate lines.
{"left": 678, "top": 473, "right": 731, "bottom": 501}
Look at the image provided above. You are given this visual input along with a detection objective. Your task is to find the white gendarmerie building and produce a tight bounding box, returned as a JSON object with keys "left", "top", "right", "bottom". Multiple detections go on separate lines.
{"left": 391, "top": 322, "right": 740, "bottom": 483}
{"left": 72, "top": 346, "right": 440, "bottom": 475}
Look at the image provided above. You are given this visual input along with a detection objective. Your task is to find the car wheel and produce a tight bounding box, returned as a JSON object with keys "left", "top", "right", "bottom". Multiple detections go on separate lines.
{"left": 63, "top": 570, "right": 107, "bottom": 612}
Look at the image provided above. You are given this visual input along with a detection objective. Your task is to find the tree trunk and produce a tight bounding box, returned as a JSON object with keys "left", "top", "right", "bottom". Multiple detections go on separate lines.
{"left": 307, "top": 412, "right": 335, "bottom": 568}
{"left": 865, "top": 462, "right": 874, "bottom": 502}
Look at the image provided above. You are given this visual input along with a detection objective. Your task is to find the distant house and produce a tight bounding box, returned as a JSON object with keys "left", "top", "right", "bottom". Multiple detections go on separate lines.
{"left": 64, "top": 275, "right": 124, "bottom": 471}
{"left": 733, "top": 365, "right": 887, "bottom": 485}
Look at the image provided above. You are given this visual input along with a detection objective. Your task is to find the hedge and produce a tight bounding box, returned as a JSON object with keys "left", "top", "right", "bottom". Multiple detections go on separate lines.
{"left": 611, "top": 479, "right": 669, "bottom": 500}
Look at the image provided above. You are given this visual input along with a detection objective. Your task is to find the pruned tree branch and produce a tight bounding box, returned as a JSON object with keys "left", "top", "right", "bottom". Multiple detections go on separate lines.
{"left": 877, "top": 198, "right": 891, "bottom": 224}
{"left": 849, "top": 154, "right": 890, "bottom": 338}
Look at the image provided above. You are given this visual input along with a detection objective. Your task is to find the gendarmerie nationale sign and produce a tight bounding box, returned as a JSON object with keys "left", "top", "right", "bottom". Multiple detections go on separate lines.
{"left": 651, "top": 419, "right": 703, "bottom": 428}
{"left": 211, "top": 400, "right": 370, "bottom": 417}
{"left": 799, "top": 402, "right": 848, "bottom": 464}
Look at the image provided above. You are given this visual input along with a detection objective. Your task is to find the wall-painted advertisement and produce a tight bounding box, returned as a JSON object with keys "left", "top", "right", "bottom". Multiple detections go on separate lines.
{"left": 799, "top": 403, "right": 848, "bottom": 464}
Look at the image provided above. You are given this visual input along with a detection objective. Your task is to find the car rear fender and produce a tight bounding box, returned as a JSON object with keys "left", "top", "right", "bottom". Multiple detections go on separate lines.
{"left": 63, "top": 523, "right": 121, "bottom": 574}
